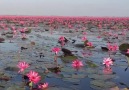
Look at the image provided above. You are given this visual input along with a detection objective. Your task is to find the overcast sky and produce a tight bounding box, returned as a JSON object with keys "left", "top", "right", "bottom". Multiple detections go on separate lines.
{"left": 0, "top": 0, "right": 129, "bottom": 17}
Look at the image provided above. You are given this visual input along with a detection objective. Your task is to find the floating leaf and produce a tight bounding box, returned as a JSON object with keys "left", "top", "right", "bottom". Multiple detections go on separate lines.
{"left": 6, "top": 34, "right": 13, "bottom": 38}
{"left": 101, "top": 47, "right": 109, "bottom": 51}
{"left": 86, "top": 68, "right": 98, "bottom": 74}
{"left": 61, "top": 56, "right": 78, "bottom": 63}
{"left": 119, "top": 43, "right": 129, "bottom": 51}
{"left": 0, "top": 85, "right": 5, "bottom": 88}
{"left": 25, "top": 29, "right": 31, "bottom": 34}
{"left": 7, "top": 86, "right": 25, "bottom": 90}
{"left": 72, "top": 74, "right": 87, "bottom": 79}
{"left": 61, "top": 67, "right": 76, "bottom": 73}
{"left": 86, "top": 60, "right": 98, "bottom": 68}
{"left": 48, "top": 67, "right": 61, "bottom": 73}
{"left": 88, "top": 74, "right": 115, "bottom": 80}
{"left": 74, "top": 43, "right": 85, "bottom": 48}
{"left": 0, "top": 37, "right": 5, "bottom": 43}
{"left": 90, "top": 80, "right": 116, "bottom": 89}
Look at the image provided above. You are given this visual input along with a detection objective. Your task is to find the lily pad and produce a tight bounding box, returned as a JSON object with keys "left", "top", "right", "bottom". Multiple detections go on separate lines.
{"left": 48, "top": 67, "right": 61, "bottom": 73}
{"left": 74, "top": 43, "right": 85, "bottom": 48}
{"left": 72, "top": 74, "right": 87, "bottom": 79}
{"left": 6, "top": 86, "right": 25, "bottom": 90}
{"left": 86, "top": 68, "right": 98, "bottom": 74}
{"left": 6, "top": 34, "right": 13, "bottom": 38}
{"left": 4, "top": 66, "right": 19, "bottom": 71}
{"left": 88, "top": 74, "right": 115, "bottom": 80}
{"left": 21, "top": 37, "right": 28, "bottom": 40}
{"left": 86, "top": 60, "right": 98, "bottom": 68}
{"left": 90, "top": 80, "right": 116, "bottom": 89}
{"left": 0, "top": 37, "right": 5, "bottom": 43}
{"left": 61, "top": 67, "right": 76, "bottom": 73}
{"left": 61, "top": 56, "right": 78, "bottom": 63}
{"left": 101, "top": 47, "right": 109, "bottom": 51}
{"left": 119, "top": 43, "right": 129, "bottom": 51}
{"left": 25, "top": 29, "right": 31, "bottom": 34}
{"left": 84, "top": 40, "right": 89, "bottom": 46}
{"left": 63, "top": 78, "right": 80, "bottom": 83}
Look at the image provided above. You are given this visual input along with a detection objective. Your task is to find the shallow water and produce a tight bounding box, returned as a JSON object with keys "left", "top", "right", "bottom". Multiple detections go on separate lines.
{"left": 0, "top": 27, "right": 129, "bottom": 90}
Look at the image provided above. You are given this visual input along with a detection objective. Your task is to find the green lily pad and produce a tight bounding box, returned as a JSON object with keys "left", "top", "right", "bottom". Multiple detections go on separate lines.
{"left": 84, "top": 40, "right": 89, "bottom": 46}
{"left": 0, "top": 37, "right": 5, "bottom": 43}
{"left": 63, "top": 78, "right": 80, "bottom": 83}
{"left": 86, "top": 68, "right": 98, "bottom": 74}
{"left": 88, "top": 74, "right": 115, "bottom": 80}
{"left": 61, "top": 56, "right": 78, "bottom": 63}
{"left": 6, "top": 34, "right": 13, "bottom": 38}
{"left": 7, "top": 86, "right": 25, "bottom": 90}
{"left": 86, "top": 60, "right": 98, "bottom": 68}
{"left": 72, "top": 74, "right": 87, "bottom": 79}
{"left": 21, "top": 37, "right": 28, "bottom": 40}
{"left": 61, "top": 67, "right": 76, "bottom": 73}
{"left": 48, "top": 67, "right": 61, "bottom": 73}
{"left": 25, "top": 29, "right": 31, "bottom": 34}
{"left": 74, "top": 43, "right": 85, "bottom": 48}
{"left": 90, "top": 80, "right": 116, "bottom": 89}
{"left": 119, "top": 43, "right": 129, "bottom": 51}
{"left": 0, "top": 85, "right": 5, "bottom": 88}
{"left": 61, "top": 73, "right": 71, "bottom": 78}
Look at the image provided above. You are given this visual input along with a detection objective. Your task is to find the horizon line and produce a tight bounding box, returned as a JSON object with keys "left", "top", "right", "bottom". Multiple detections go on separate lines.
{"left": 0, "top": 15, "right": 129, "bottom": 18}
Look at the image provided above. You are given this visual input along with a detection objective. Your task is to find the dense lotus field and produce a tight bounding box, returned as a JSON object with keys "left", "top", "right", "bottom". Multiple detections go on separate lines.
{"left": 0, "top": 16, "right": 129, "bottom": 90}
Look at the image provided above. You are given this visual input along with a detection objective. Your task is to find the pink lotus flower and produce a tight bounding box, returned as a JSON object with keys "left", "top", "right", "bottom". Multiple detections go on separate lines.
{"left": 97, "top": 36, "right": 101, "bottom": 38}
{"left": 82, "top": 32, "right": 87, "bottom": 35}
{"left": 103, "top": 57, "right": 113, "bottom": 67}
{"left": 59, "top": 36, "right": 65, "bottom": 41}
{"left": 52, "top": 47, "right": 60, "bottom": 54}
{"left": 38, "top": 82, "right": 48, "bottom": 89}
{"left": 72, "top": 59, "right": 83, "bottom": 69}
{"left": 17, "top": 61, "right": 29, "bottom": 73}
{"left": 107, "top": 43, "right": 119, "bottom": 52}
{"left": 127, "top": 49, "right": 129, "bottom": 54}
{"left": 81, "top": 36, "right": 87, "bottom": 41}
{"left": 58, "top": 36, "right": 65, "bottom": 47}
{"left": 13, "top": 30, "right": 17, "bottom": 34}
{"left": 86, "top": 42, "right": 93, "bottom": 47}
{"left": 27, "top": 71, "right": 41, "bottom": 84}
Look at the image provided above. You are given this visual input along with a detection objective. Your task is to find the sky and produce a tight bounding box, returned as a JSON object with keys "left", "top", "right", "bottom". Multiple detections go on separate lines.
{"left": 0, "top": 0, "right": 129, "bottom": 17}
